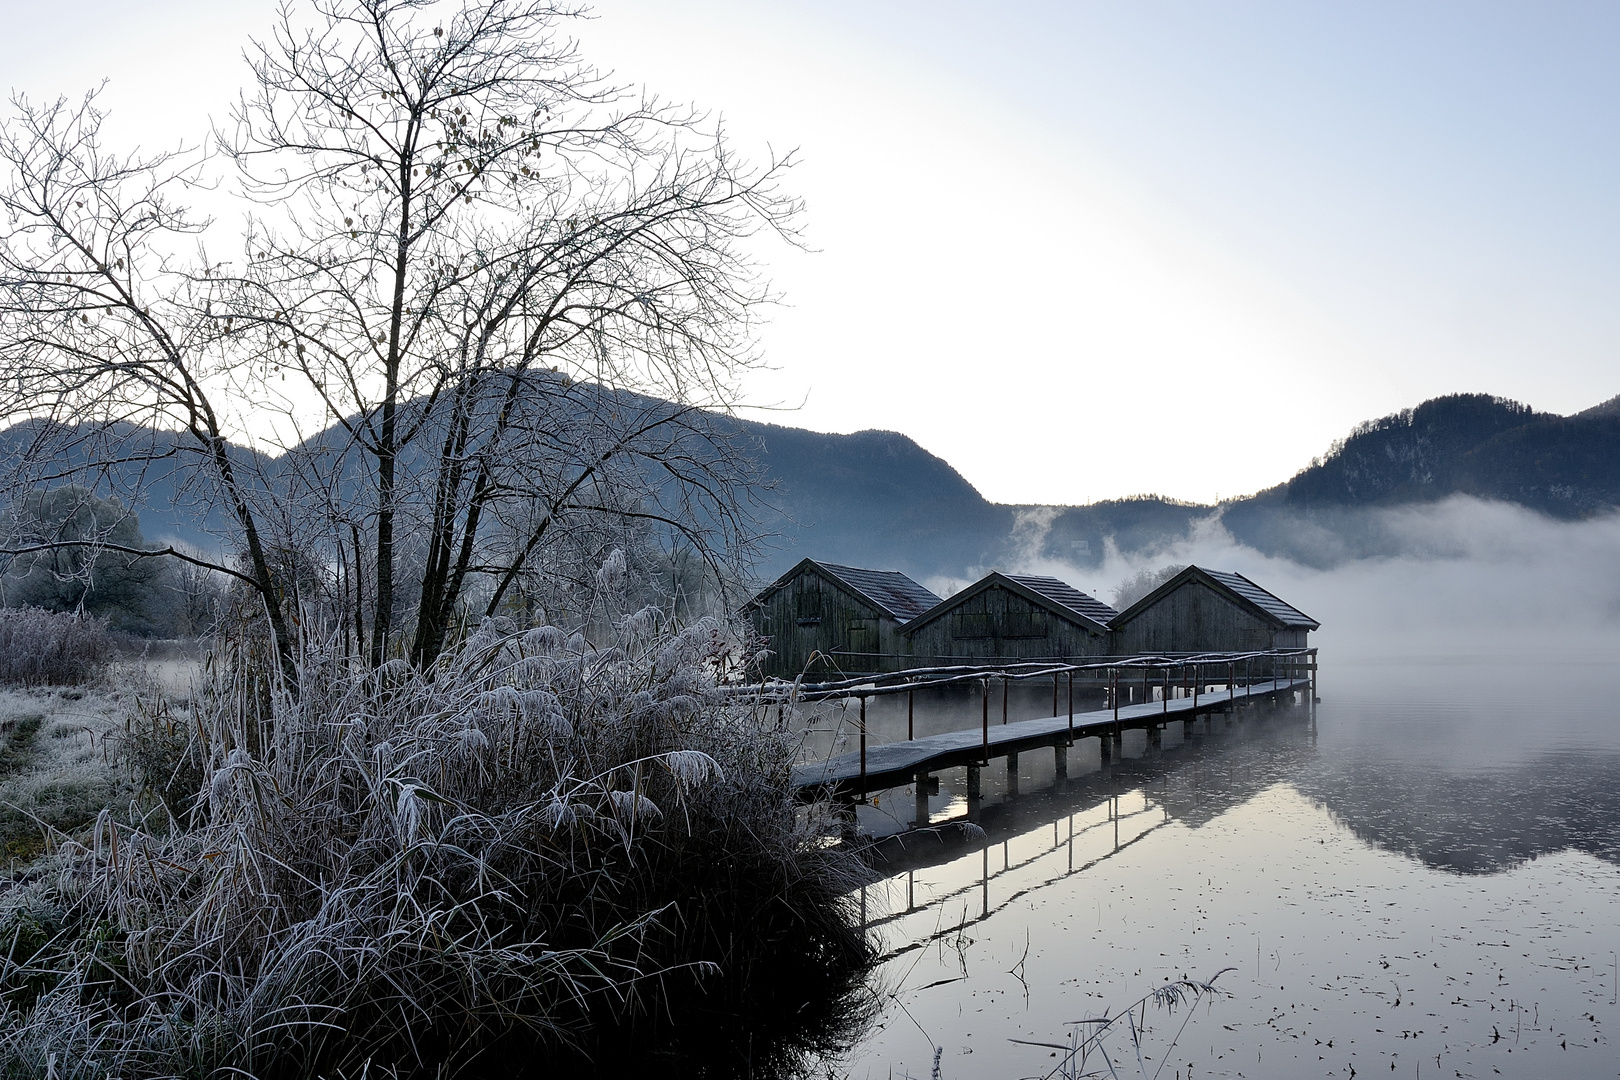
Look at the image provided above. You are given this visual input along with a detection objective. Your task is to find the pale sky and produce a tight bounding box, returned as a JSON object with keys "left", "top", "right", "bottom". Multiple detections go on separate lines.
{"left": 7, "top": 1, "right": 1618, "bottom": 505}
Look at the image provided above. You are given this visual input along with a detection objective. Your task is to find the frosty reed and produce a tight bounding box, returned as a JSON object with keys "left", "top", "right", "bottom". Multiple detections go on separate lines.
{"left": 0, "top": 589, "right": 874, "bottom": 1077}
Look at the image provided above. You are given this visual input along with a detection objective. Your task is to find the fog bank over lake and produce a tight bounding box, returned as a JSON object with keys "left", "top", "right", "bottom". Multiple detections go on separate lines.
{"left": 957, "top": 494, "right": 1620, "bottom": 664}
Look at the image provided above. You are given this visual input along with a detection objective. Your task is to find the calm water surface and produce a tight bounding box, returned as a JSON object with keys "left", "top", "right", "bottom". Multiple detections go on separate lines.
{"left": 825, "top": 657, "right": 1620, "bottom": 1079}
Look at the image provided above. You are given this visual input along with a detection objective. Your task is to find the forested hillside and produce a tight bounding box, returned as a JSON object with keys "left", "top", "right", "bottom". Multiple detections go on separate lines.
{"left": 1254, "top": 394, "right": 1620, "bottom": 516}
{"left": 5, "top": 391, "right": 1619, "bottom": 607}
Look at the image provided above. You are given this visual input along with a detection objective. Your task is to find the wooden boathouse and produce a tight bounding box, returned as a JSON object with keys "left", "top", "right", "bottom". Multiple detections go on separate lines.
{"left": 744, "top": 559, "right": 942, "bottom": 677}
{"left": 902, "top": 572, "right": 1119, "bottom": 663}
{"left": 739, "top": 561, "right": 1322, "bottom": 838}
{"left": 1108, "top": 566, "right": 1318, "bottom": 657}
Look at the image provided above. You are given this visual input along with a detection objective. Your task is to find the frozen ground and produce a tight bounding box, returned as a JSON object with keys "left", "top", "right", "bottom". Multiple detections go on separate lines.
{"left": 0, "top": 661, "right": 184, "bottom": 867}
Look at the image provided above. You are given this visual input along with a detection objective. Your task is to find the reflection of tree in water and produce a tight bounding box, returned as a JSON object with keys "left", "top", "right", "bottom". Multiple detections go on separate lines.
{"left": 1294, "top": 750, "right": 1620, "bottom": 875}
{"left": 585, "top": 947, "right": 877, "bottom": 1079}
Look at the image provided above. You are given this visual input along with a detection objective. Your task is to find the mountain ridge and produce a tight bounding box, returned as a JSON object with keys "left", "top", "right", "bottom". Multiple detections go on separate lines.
{"left": 5, "top": 390, "right": 1617, "bottom": 585}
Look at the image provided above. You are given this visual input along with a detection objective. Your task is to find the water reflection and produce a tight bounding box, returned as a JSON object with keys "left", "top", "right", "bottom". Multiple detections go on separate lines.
{"left": 835, "top": 660, "right": 1620, "bottom": 1080}
{"left": 1298, "top": 749, "right": 1620, "bottom": 874}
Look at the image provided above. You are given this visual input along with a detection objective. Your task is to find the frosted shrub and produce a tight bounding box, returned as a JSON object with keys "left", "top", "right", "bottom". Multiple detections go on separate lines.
{"left": 0, "top": 608, "right": 112, "bottom": 687}
{"left": 0, "top": 603, "right": 873, "bottom": 1077}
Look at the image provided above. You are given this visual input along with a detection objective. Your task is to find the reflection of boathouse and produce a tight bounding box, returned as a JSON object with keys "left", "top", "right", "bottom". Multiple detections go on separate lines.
{"left": 744, "top": 558, "right": 941, "bottom": 678}
{"left": 1108, "top": 566, "right": 1318, "bottom": 655}
{"left": 903, "top": 572, "right": 1118, "bottom": 663}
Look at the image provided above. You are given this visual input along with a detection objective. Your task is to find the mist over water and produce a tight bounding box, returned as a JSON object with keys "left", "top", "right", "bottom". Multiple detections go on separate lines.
{"left": 946, "top": 494, "right": 1620, "bottom": 664}
{"left": 820, "top": 497, "right": 1620, "bottom": 1079}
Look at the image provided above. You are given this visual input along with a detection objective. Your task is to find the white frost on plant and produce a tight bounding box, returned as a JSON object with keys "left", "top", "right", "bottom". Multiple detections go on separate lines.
{"left": 521, "top": 625, "right": 568, "bottom": 653}
{"left": 661, "top": 749, "right": 722, "bottom": 788}
{"left": 518, "top": 689, "right": 572, "bottom": 739}
{"left": 454, "top": 725, "right": 489, "bottom": 756}
{"left": 478, "top": 685, "right": 523, "bottom": 721}
{"left": 395, "top": 783, "right": 424, "bottom": 847}
{"left": 609, "top": 789, "right": 661, "bottom": 821}
{"left": 537, "top": 796, "right": 576, "bottom": 832}
{"left": 595, "top": 547, "right": 628, "bottom": 595}
{"left": 209, "top": 748, "right": 252, "bottom": 800}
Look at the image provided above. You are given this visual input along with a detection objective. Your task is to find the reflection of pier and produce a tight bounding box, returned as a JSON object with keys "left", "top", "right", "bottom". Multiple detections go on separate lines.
{"left": 857, "top": 703, "right": 1320, "bottom": 960}
{"left": 784, "top": 650, "right": 1316, "bottom": 811}
{"left": 865, "top": 793, "right": 1170, "bottom": 962}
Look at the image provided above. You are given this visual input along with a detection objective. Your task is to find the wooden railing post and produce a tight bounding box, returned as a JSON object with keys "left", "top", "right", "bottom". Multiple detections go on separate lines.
{"left": 981, "top": 678, "right": 989, "bottom": 763}
{"left": 1067, "top": 669, "right": 1074, "bottom": 744}
{"left": 859, "top": 694, "right": 867, "bottom": 791}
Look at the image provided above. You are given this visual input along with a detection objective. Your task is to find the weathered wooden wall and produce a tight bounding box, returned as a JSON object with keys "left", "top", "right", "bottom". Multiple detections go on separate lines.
{"left": 1108, "top": 580, "right": 1278, "bottom": 654}
{"left": 903, "top": 582, "right": 1109, "bottom": 662}
{"left": 749, "top": 566, "right": 906, "bottom": 677}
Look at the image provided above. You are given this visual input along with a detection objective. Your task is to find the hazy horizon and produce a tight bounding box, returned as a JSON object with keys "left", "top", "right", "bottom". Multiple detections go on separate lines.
{"left": 8, "top": 0, "right": 1618, "bottom": 505}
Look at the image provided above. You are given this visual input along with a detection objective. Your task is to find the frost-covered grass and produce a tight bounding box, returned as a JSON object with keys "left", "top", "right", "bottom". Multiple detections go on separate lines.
{"left": 0, "top": 685, "right": 127, "bottom": 866}
{"left": 0, "top": 597, "right": 873, "bottom": 1078}
{"left": 0, "top": 609, "right": 113, "bottom": 687}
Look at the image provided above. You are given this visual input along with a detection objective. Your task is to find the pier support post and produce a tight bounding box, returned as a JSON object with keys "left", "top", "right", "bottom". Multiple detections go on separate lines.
{"left": 1183, "top": 717, "right": 1194, "bottom": 738}
{"left": 914, "top": 772, "right": 930, "bottom": 827}
{"left": 1148, "top": 724, "right": 1162, "bottom": 752}
{"left": 966, "top": 766, "right": 982, "bottom": 815}
{"left": 1054, "top": 742, "right": 1068, "bottom": 780}
{"left": 1006, "top": 752, "right": 1019, "bottom": 796}
{"left": 1098, "top": 732, "right": 1113, "bottom": 764}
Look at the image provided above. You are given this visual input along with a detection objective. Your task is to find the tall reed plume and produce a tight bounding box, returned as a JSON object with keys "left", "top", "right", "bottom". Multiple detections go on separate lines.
{"left": 0, "top": 571, "right": 873, "bottom": 1078}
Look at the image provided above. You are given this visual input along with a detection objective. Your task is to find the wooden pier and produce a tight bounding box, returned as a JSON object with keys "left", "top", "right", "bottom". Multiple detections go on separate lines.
{"left": 784, "top": 651, "right": 1315, "bottom": 807}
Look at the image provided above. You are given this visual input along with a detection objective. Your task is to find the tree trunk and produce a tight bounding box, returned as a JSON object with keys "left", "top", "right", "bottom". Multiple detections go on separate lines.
{"left": 370, "top": 153, "right": 415, "bottom": 668}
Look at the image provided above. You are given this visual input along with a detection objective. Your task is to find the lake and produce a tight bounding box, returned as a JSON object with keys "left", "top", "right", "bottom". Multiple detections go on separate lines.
{"left": 818, "top": 656, "right": 1620, "bottom": 1079}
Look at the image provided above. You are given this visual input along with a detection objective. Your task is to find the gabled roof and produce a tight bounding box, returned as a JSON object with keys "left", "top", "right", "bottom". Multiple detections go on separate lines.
{"left": 1006, "top": 574, "right": 1121, "bottom": 627}
{"left": 815, "top": 562, "right": 942, "bottom": 621}
{"left": 745, "top": 558, "right": 942, "bottom": 622}
{"left": 903, "top": 571, "right": 1114, "bottom": 637}
{"left": 1113, "top": 566, "right": 1319, "bottom": 631}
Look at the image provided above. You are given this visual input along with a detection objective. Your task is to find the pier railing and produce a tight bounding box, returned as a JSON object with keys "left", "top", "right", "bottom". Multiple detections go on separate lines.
{"left": 741, "top": 648, "right": 1316, "bottom": 704}
{"left": 731, "top": 649, "right": 1318, "bottom": 800}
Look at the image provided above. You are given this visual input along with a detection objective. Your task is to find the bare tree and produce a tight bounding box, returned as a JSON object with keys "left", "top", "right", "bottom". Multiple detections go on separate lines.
{"left": 0, "top": 95, "right": 302, "bottom": 680}
{"left": 0, "top": 0, "right": 795, "bottom": 678}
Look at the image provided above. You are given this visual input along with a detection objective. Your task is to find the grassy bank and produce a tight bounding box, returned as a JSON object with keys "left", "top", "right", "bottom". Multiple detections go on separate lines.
{"left": 0, "top": 613, "right": 874, "bottom": 1078}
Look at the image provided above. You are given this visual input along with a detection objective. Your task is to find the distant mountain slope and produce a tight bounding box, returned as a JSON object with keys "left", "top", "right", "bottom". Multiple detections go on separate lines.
{"left": 1577, "top": 394, "right": 1620, "bottom": 420}
{"left": 6, "top": 389, "right": 1619, "bottom": 587}
{"left": 0, "top": 421, "right": 246, "bottom": 554}
{"left": 729, "top": 420, "right": 1012, "bottom": 580}
{"left": 1253, "top": 393, "right": 1620, "bottom": 516}
{"left": 749, "top": 391, "right": 1620, "bottom": 576}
